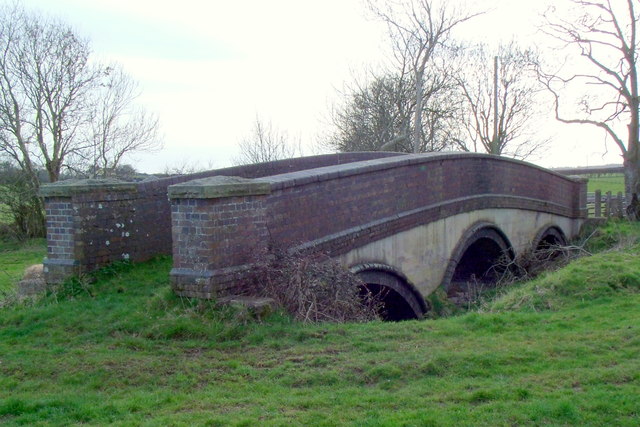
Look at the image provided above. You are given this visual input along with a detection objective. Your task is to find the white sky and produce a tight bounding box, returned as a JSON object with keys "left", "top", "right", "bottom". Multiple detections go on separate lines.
{"left": 16, "top": 0, "right": 623, "bottom": 173}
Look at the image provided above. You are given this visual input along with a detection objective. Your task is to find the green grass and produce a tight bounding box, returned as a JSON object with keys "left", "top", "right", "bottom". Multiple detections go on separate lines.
{"left": 0, "top": 238, "right": 45, "bottom": 294}
{"left": 0, "top": 224, "right": 639, "bottom": 425}
{"left": 587, "top": 173, "right": 625, "bottom": 193}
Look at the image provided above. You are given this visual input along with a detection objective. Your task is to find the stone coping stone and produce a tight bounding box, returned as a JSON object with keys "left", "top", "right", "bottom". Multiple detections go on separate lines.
{"left": 39, "top": 178, "right": 138, "bottom": 197}
{"left": 566, "top": 175, "right": 589, "bottom": 183}
{"left": 168, "top": 175, "right": 272, "bottom": 199}
{"left": 168, "top": 152, "right": 587, "bottom": 200}
{"left": 247, "top": 152, "right": 586, "bottom": 192}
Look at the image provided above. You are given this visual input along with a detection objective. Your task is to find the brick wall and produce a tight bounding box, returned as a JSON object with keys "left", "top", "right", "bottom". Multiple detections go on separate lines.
{"left": 43, "top": 197, "right": 78, "bottom": 283}
{"left": 41, "top": 151, "right": 586, "bottom": 290}
{"left": 40, "top": 152, "right": 401, "bottom": 283}
{"left": 265, "top": 155, "right": 585, "bottom": 252}
{"left": 168, "top": 153, "right": 587, "bottom": 298}
{"left": 170, "top": 195, "right": 269, "bottom": 298}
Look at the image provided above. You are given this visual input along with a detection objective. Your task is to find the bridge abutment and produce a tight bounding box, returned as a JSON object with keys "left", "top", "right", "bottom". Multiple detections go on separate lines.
{"left": 39, "top": 179, "right": 166, "bottom": 284}
{"left": 168, "top": 177, "right": 271, "bottom": 298}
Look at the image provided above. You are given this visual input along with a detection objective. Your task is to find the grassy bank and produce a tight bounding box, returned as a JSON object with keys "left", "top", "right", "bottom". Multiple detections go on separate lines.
{"left": 0, "top": 223, "right": 639, "bottom": 425}
{"left": 0, "top": 238, "right": 45, "bottom": 294}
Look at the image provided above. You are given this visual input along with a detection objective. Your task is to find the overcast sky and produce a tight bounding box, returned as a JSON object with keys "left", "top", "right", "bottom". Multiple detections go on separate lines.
{"left": 16, "top": 0, "right": 622, "bottom": 173}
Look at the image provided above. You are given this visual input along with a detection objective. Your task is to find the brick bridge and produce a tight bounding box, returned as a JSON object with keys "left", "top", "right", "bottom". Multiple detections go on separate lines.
{"left": 40, "top": 152, "right": 586, "bottom": 319}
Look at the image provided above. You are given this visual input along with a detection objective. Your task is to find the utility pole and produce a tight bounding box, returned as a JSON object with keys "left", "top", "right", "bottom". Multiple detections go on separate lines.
{"left": 492, "top": 55, "right": 499, "bottom": 154}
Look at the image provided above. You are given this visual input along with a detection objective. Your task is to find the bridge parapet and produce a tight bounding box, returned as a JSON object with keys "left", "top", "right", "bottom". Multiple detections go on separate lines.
{"left": 168, "top": 153, "right": 587, "bottom": 298}
{"left": 39, "top": 152, "right": 400, "bottom": 284}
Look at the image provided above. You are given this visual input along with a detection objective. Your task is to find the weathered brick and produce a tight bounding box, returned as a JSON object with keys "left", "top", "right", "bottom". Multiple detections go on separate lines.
{"left": 41, "top": 152, "right": 586, "bottom": 293}
{"left": 167, "top": 153, "right": 586, "bottom": 298}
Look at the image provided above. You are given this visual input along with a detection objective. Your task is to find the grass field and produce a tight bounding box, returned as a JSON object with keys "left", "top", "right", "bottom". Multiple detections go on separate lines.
{"left": 0, "top": 223, "right": 639, "bottom": 425}
{"left": 587, "top": 173, "right": 625, "bottom": 193}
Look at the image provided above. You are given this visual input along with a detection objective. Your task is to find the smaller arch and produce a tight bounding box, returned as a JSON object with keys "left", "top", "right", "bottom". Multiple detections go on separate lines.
{"left": 351, "top": 263, "right": 427, "bottom": 321}
{"left": 442, "top": 222, "right": 515, "bottom": 303}
{"left": 533, "top": 225, "right": 567, "bottom": 251}
{"left": 531, "top": 225, "right": 568, "bottom": 262}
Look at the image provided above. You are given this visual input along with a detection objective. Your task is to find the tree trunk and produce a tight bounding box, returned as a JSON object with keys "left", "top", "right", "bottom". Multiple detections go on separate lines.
{"left": 491, "top": 55, "right": 499, "bottom": 154}
{"left": 625, "top": 79, "right": 640, "bottom": 218}
{"left": 623, "top": 150, "right": 640, "bottom": 220}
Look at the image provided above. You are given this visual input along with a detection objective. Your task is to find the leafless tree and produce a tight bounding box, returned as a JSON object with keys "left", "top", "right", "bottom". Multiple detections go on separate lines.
{"left": 327, "top": 70, "right": 412, "bottom": 153}
{"left": 327, "top": 54, "right": 461, "bottom": 154}
{"left": 234, "top": 116, "right": 300, "bottom": 165}
{"left": 452, "top": 42, "right": 547, "bottom": 159}
{"left": 539, "top": 0, "right": 640, "bottom": 208}
{"left": 0, "top": 4, "right": 96, "bottom": 186}
{"left": 367, "top": 0, "right": 482, "bottom": 153}
{"left": 0, "top": 4, "right": 161, "bottom": 236}
{"left": 87, "top": 65, "right": 160, "bottom": 178}
{"left": 162, "top": 160, "right": 215, "bottom": 176}
{"left": 0, "top": 4, "right": 160, "bottom": 185}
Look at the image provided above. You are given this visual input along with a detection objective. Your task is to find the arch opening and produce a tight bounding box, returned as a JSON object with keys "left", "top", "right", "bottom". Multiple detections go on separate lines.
{"left": 353, "top": 267, "right": 426, "bottom": 321}
{"left": 528, "top": 226, "right": 569, "bottom": 271}
{"left": 534, "top": 227, "right": 567, "bottom": 259}
{"left": 447, "top": 226, "right": 514, "bottom": 306}
{"left": 359, "top": 283, "right": 418, "bottom": 321}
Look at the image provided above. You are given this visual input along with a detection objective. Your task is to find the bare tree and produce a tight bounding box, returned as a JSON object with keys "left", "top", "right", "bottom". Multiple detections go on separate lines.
{"left": 327, "top": 53, "right": 461, "bottom": 154}
{"left": 368, "top": 0, "right": 482, "bottom": 153}
{"left": 88, "top": 65, "right": 160, "bottom": 177}
{"left": 0, "top": 4, "right": 160, "bottom": 184}
{"left": 162, "top": 160, "right": 215, "bottom": 176}
{"left": 539, "top": 0, "right": 640, "bottom": 208}
{"left": 327, "top": 70, "right": 412, "bottom": 153}
{"left": 0, "top": 4, "right": 98, "bottom": 186}
{"left": 452, "top": 42, "right": 547, "bottom": 159}
{"left": 0, "top": 4, "right": 161, "bottom": 236}
{"left": 234, "top": 116, "right": 300, "bottom": 165}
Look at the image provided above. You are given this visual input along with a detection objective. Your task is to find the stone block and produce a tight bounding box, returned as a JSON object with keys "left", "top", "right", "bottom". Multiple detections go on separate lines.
{"left": 217, "top": 296, "right": 278, "bottom": 321}
{"left": 16, "top": 264, "right": 46, "bottom": 297}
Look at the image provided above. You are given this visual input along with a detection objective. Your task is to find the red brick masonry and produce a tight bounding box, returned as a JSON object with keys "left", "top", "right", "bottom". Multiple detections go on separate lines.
{"left": 40, "top": 152, "right": 401, "bottom": 283}
{"left": 167, "top": 153, "right": 587, "bottom": 299}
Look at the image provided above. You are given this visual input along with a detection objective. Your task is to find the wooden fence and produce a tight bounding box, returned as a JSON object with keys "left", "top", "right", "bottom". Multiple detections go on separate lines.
{"left": 587, "top": 190, "right": 627, "bottom": 218}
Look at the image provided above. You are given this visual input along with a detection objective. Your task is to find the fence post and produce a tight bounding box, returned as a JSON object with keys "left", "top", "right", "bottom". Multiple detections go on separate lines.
{"left": 605, "top": 191, "right": 612, "bottom": 218}
{"left": 595, "top": 190, "right": 602, "bottom": 218}
{"left": 616, "top": 191, "right": 624, "bottom": 218}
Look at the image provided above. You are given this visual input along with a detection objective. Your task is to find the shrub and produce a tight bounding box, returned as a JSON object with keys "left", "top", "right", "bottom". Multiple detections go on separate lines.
{"left": 0, "top": 168, "right": 45, "bottom": 239}
{"left": 241, "top": 248, "right": 381, "bottom": 323}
